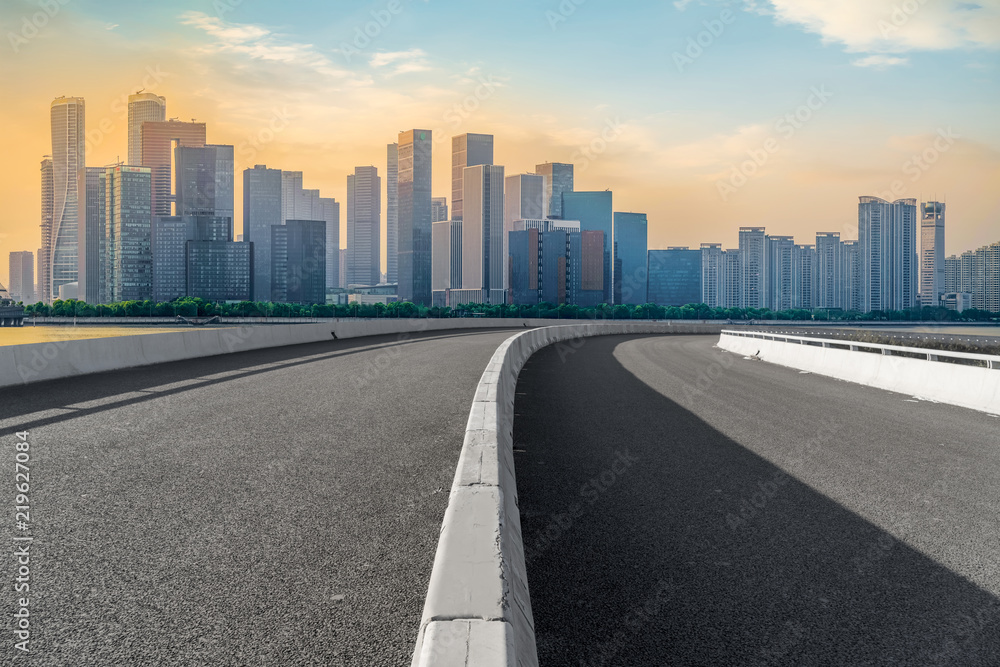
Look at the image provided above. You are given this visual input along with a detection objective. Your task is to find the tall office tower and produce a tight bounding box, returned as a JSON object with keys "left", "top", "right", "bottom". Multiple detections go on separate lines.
{"left": 944, "top": 255, "right": 959, "bottom": 294}
{"left": 186, "top": 226, "right": 253, "bottom": 302}
{"left": 508, "top": 228, "right": 540, "bottom": 306}
{"left": 765, "top": 235, "right": 794, "bottom": 311}
{"left": 451, "top": 133, "right": 493, "bottom": 222}
{"left": 613, "top": 212, "right": 648, "bottom": 305}
{"left": 346, "top": 166, "right": 381, "bottom": 286}
{"left": 738, "top": 227, "right": 766, "bottom": 309}
{"left": 461, "top": 164, "right": 505, "bottom": 305}
{"left": 792, "top": 244, "right": 817, "bottom": 310}
{"left": 386, "top": 143, "right": 399, "bottom": 284}
{"left": 539, "top": 230, "right": 570, "bottom": 305}
{"left": 271, "top": 219, "right": 326, "bottom": 304}
{"left": 721, "top": 249, "right": 741, "bottom": 308}
{"left": 431, "top": 197, "right": 449, "bottom": 223}
{"left": 920, "top": 201, "right": 946, "bottom": 307}
{"left": 339, "top": 248, "right": 347, "bottom": 289}
{"left": 700, "top": 243, "right": 724, "bottom": 308}
{"left": 647, "top": 248, "right": 702, "bottom": 307}
{"left": 104, "top": 165, "right": 153, "bottom": 303}
{"left": 48, "top": 96, "right": 86, "bottom": 303}
{"left": 815, "top": 232, "right": 843, "bottom": 309}
{"left": 39, "top": 158, "right": 53, "bottom": 303}
{"left": 535, "top": 162, "right": 574, "bottom": 219}
{"left": 504, "top": 173, "right": 544, "bottom": 290}
{"left": 567, "top": 230, "right": 606, "bottom": 307}
{"left": 281, "top": 171, "right": 304, "bottom": 223}
{"left": 321, "top": 197, "right": 340, "bottom": 289}
{"left": 858, "top": 196, "right": 918, "bottom": 312}
{"left": 140, "top": 120, "right": 206, "bottom": 216}
{"left": 842, "top": 239, "right": 862, "bottom": 311}
{"left": 77, "top": 167, "right": 106, "bottom": 304}
{"left": 243, "top": 165, "right": 282, "bottom": 301}
{"left": 431, "top": 220, "right": 463, "bottom": 306}
{"left": 175, "top": 145, "right": 235, "bottom": 236}
{"left": 397, "top": 129, "right": 433, "bottom": 305}
{"left": 127, "top": 92, "right": 166, "bottom": 166}
{"left": 8, "top": 252, "right": 34, "bottom": 303}
{"left": 563, "top": 191, "right": 613, "bottom": 304}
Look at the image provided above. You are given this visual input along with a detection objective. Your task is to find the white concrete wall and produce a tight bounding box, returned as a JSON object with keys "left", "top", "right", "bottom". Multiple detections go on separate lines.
{"left": 717, "top": 333, "right": 1000, "bottom": 415}
{"left": 412, "top": 323, "right": 722, "bottom": 667}
{"left": 0, "top": 319, "right": 721, "bottom": 389}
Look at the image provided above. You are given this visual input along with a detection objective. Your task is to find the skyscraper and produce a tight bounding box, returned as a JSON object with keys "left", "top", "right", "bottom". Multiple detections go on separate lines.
{"left": 431, "top": 196, "right": 449, "bottom": 223}
{"left": 105, "top": 165, "right": 153, "bottom": 303}
{"left": 48, "top": 96, "right": 86, "bottom": 303}
{"left": 613, "top": 212, "right": 648, "bottom": 305}
{"left": 140, "top": 120, "right": 206, "bottom": 217}
{"left": 648, "top": 248, "right": 702, "bottom": 306}
{"left": 858, "top": 196, "right": 917, "bottom": 312}
{"left": 815, "top": 232, "right": 844, "bottom": 310}
{"left": 432, "top": 219, "right": 462, "bottom": 306}
{"left": 39, "top": 157, "right": 53, "bottom": 303}
{"left": 765, "top": 235, "right": 794, "bottom": 311}
{"left": 8, "top": 252, "right": 34, "bottom": 304}
{"left": 127, "top": 93, "right": 166, "bottom": 166}
{"left": 535, "top": 162, "right": 574, "bottom": 219}
{"left": 321, "top": 197, "right": 340, "bottom": 290}
{"left": 920, "top": 201, "right": 946, "bottom": 307}
{"left": 78, "top": 166, "right": 106, "bottom": 304}
{"left": 387, "top": 143, "right": 399, "bottom": 284}
{"left": 451, "top": 133, "right": 493, "bottom": 222}
{"left": 563, "top": 191, "right": 613, "bottom": 304}
{"left": 280, "top": 170, "right": 339, "bottom": 290}
{"left": 346, "top": 166, "right": 381, "bottom": 286}
{"left": 700, "top": 243, "right": 724, "bottom": 308}
{"left": 568, "top": 230, "right": 605, "bottom": 307}
{"left": 738, "top": 227, "right": 766, "bottom": 309}
{"left": 504, "top": 173, "right": 544, "bottom": 291}
{"left": 271, "top": 220, "right": 326, "bottom": 304}
{"left": 843, "top": 239, "right": 862, "bottom": 311}
{"left": 792, "top": 244, "right": 817, "bottom": 309}
{"left": 397, "top": 129, "right": 433, "bottom": 305}
{"left": 175, "top": 144, "right": 235, "bottom": 230}
{"left": 243, "top": 165, "right": 282, "bottom": 301}
{"left": 462, "top": 164, "right": 505, "bottom": 305}
{"left": 722, "top": 248, "right": 741, "bottom": 308}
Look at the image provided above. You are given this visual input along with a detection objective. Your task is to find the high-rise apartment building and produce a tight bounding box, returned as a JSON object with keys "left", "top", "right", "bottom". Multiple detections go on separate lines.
{"left": 105, "top": 166, "right": 153, "bottom": 303}
{"left": 346, "top": 166, "right": 381, "bottom": 286}
{"left": 535, "top": 162, "right": 574, "bottom": 219}
{"left": 815, "top": 232, "right": 843, "bottom": 310}
{"left": 127, "top": 93, "right": 166, "bottom": 166}
{"left": 920, "top": 201, "right": 946, "bottom": 306}
{"left": 451, "top": 133, "right": 493, "bottom": 222}
{"left": 738, "top": 227, "right": 766, "bottom": 309}
{"left": 47, "top": 96, "right": 86, "bottom": 303}
{"left": 842, "top": 239, "right": 862, "bottom": 311}
{"left": 397, "top": 129, "right": 433, "bottom": 305}
{"left": 700, "top": 243, "right": 724, "bottom": 308}
{"left": 77, "top": 167, "right": 106, "bottom": 304}
{"left": 765, "top": 235, "right": 794, "bottom": 311}
{"left": 140, "top": 120, "right": 206, "bottom": 217}
{"left": 614, "top": 212, "right": 648, "bottom": 305}
{"left": 386, "top": 143, "right": 399, "bottom": 284}
{"left": 243, "top": 165, "right": 282, "bottom": 301}
{"left": 792, "top": 244, "right": 817, "bottom": 309}
{"left": 462, "top": 164, "right": 505, "bottom": 305}
{"left": 8, "top": 252, "right": 34, "bottom": 304}
{"left": 858, "top": 196, "right": 917, "bottom": 312}
{"left": 722, "top": 249, "right": 741, "bottom": 308}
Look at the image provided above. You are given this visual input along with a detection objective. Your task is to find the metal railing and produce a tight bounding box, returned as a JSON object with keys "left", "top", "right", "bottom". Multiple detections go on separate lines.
{"left": 720, "top": 329, "right": 1000, "bottom": 369}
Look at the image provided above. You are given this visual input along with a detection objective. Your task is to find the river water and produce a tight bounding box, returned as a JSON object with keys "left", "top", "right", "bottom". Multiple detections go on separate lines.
{"left": 0, "top": 325, "right": 227, "bottom": 347}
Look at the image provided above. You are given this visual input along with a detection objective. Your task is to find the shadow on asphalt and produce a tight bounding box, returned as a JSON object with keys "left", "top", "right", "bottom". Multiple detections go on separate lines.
{"left": 514, "top": 336, "right": 1000, "bottom": 666}
{"left": 0, "top": 327, "right": 521, "bottom": 435}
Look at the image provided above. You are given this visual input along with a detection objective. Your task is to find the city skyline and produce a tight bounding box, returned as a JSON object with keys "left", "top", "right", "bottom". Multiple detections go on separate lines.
{"left": 2, "top": 0, "right": 998, "bottom": 288}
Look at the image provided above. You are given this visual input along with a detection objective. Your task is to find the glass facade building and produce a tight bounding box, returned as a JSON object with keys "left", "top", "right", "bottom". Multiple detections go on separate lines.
{"left": 535, "top": 162, "right": 574, "bottom": 219}
{"left": 140, "top": 120, "right": 206, "bottom": 217}
{"left": 127, "top": 93, "right": 166, "bottom": 167}
{"left": 78, "top": 166, "right": 106, "bottom": 304}
{"left": 175, "top": 144, "right": 235, "bottom": 228}
{"left": 243, "top": 165, "right": 282, "bottom": 301}
{"left": 48, "top": 96, "right": 86, "bottom": 303}
{"left": 613, "top": 212, "right": 648, "bottom": 305}
{"left": 387, "top": 143, "right": 399, "bottom": 284}
{"left": 271, "top": 219, "right": 326, "bottom": 304}
{"left": 398, "top": 129, "right": 433, "bottom": 305}
{"left": 563, "top": 191, "right": 612, "bottom": 304}
{"left": 186, "top": 240, "right": 252, "bottom": 302}
{"left": 105, "top": 166, "right": 153, "bottom": 303}
{"left": 647, "top": 248, "right": 702, "bottom": 306}
{"left": 451, "top": 133, "right": 493, "bottom": 222}
{"left": 346, "top": 166, "right": 381, "bottom": 286}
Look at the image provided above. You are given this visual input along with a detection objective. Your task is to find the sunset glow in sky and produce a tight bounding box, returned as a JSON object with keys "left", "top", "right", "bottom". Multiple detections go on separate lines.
{"left": 1, "top": 0, "right": 998, "bottom": 286}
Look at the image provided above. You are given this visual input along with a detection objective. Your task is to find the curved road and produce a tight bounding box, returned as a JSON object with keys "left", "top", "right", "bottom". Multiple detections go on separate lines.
{"left": 0, "top": 328, "right": 522, "bottom": 666}
{"left": 515, "top": 334, "right": 1000, "bottom": 666}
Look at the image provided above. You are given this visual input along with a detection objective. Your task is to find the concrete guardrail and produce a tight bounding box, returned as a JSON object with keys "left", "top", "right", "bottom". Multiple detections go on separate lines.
{"left": 718, "top": 329, "right": 1000, "bottom": 415}
{"left": 412, "top": 322, "right": 722, "bottom": 667}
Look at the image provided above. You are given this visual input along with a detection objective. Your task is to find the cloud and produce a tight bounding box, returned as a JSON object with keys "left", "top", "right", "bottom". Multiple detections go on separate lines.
{"left": 673, "top": 0, "right": 697, "bottom": 11}
{"left": 179, "top": 11, "right": 351, "bottom": 79}
{"left": 751, "top": 0, "right": 1000, "bottom": 53}
{"left": 852, "top": 54, "right": 909, "bottom": 68}
{"left": 370, "top": 49, "right": 430, "bottom": 75}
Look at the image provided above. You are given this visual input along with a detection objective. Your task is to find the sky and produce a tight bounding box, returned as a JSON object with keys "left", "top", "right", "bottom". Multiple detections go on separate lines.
{"left": 1, "top": 0, "right": 998, "bottom": 287}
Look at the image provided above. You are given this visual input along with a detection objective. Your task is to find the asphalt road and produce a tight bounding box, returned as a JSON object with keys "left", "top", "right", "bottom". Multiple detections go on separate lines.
{"left": 0, "top": 328, "right": 522, "bottom": 666}
{"left": 514, "top": 334, "right": 1000, "bottom": 666}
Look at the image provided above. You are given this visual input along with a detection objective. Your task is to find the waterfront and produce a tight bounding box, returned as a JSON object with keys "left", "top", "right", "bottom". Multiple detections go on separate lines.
{"left": 0, "top": 325, "right": 224, "bottom": 346}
